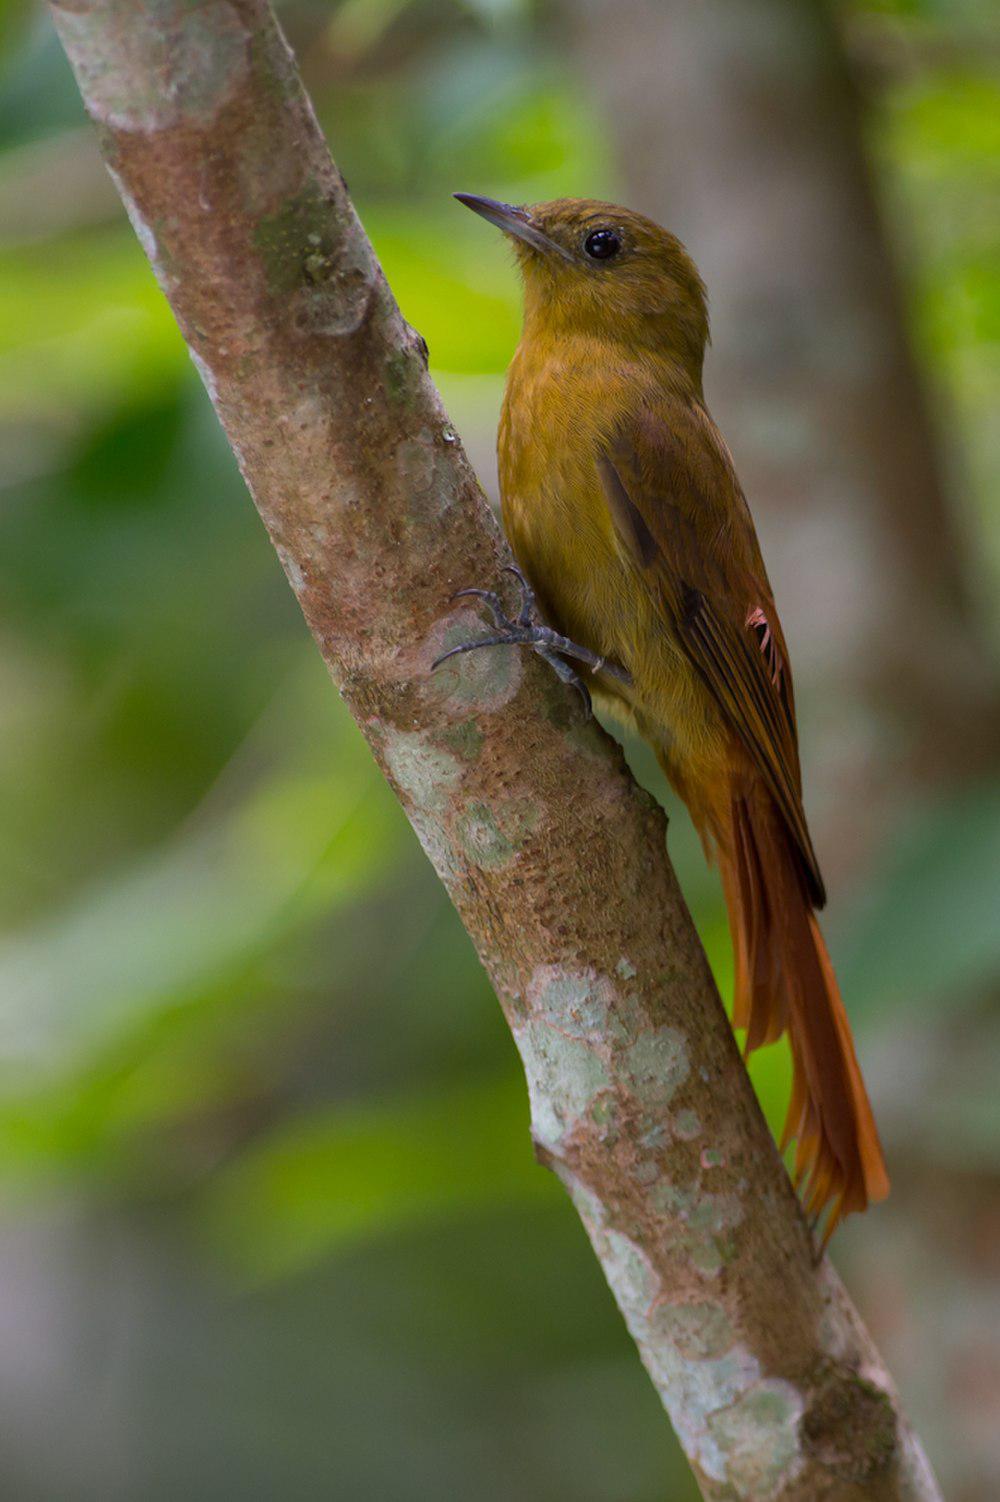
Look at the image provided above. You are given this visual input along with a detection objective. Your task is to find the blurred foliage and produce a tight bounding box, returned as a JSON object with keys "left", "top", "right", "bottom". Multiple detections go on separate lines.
{"left": 838, "top": 779, "right": 1000, "bottom": 1024}
{"left": 0, "top": 0, "right": 997, "bottom": 1497}
{"left": 845, "top": 0, "right": 1000, "bottom": 631}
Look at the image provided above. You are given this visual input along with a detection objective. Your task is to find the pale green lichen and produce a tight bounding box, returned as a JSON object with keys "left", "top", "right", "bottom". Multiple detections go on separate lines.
{"left": 458, "top": 795, "right": 541, "bottom": 870}
{"left": 557, "top": 1166, "right": 605, "bottom": 1230}
{"left": 623, "top": 1025, "right": 690, "bottom": 1106}
{"left": 648, "top": 1181, "right": 744, "bottom": 1280}
{"left": 686, "top": 1191, "right": 743, "bottom": 1237}
{"left": 515, "top": 1020, "right": 611, "bottom": 1152}
{"left": 650, "top": 1181, "right": 698, "bottom": 1216}
{"left": 382, "top": 729, "right": 462, "bottom": 814}
{"left": 689, "top": 1239, "right": 727, "bottom": 1277}
{"left": 656, "top": 1345, "right": 800, "bottom": 1495}
{"left": 590, "top": 1095, "right": 617, "bottom": 1133}
{"left": 530, "top": 966, "right": 619, "bottom": 1041}
{"left": 589, "top": 1221, "right": 778, "bottom": 1489}
{"left": 456, "top": 802, "right": 518, "bottom": 869}
{"left": 404, "top": 810, "right": 459, "bottom": 885}
{"left": 707, "top": 1380, "right": 803, "bottom": 1498}
{"left": 440, "top": 719, "right": 484, "bottom": 762}
{"left": 603, "top": 1226, "right": 660, "bottom": 1308}
{"left": 53, "top": 0, "right": 249, "bottom": 133}
{"left": 429, "top": 614, "right": 523, "bottom": 714}
{"left": 554, "top": 1176, "right": 804, "bottom": 1492}
{"left": 654, "top": 1301, "right": 735, "bottom": 1362}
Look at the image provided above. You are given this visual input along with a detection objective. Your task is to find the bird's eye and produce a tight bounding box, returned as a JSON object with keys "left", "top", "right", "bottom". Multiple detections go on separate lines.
{"left": 583, "top": 229, "right": 621, "bottom": 261}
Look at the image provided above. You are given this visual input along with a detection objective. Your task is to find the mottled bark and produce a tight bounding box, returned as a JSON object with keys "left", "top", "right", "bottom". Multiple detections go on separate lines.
{"left": 49, "top": 1, "right": 942, "bottom": 1497}
{"left": 568, "top": 0, "right": 1000, "bottom": 886}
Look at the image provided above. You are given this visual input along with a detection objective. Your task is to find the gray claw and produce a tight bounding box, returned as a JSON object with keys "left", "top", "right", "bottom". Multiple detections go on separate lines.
{"left": 433, "top": 569, "right": 628, "bottom": 715}
{"left": 432, "top": 633, "right": 514, "bottom": 670}
{"left": 450, "top": 587, "right": 507, "bottom": 626}
{"left": 501, "top": 564, "right": 535, "bottom": 627}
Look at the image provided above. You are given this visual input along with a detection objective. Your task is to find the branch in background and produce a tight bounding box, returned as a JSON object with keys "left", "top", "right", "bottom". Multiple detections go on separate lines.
{"left": 49, "top": 1, "right": 942, "bottom": 1496}
{"left": 568, "top": 0, "right": 1000, "bottom": 887}
{"left": 564, "top": 5, "right": 1000, "bottom": 1495}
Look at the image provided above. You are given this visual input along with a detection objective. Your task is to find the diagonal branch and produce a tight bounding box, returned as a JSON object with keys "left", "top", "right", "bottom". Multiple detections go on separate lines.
{"left": 49, "top": 1, "right": 941, "bottom": 1496}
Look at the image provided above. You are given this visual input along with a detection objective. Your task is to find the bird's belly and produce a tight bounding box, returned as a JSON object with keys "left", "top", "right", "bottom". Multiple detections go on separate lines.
{"left": 502, "top": 481, "right": 730, "bottom": 775}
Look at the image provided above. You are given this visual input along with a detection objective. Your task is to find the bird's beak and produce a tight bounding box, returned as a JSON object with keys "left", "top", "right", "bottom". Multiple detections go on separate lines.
{"left": 454, "top": 193, "right": 572, "bottom": 261}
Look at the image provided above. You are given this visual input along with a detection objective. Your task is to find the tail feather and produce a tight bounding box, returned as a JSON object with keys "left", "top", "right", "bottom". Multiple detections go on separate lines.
{"left": 722, "top": 791, "right": 889, "bottom": 1238}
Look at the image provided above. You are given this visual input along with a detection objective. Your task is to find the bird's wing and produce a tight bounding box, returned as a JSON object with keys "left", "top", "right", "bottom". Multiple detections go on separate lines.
{"left": 598, "top": 401, "right": 825, "bottom": 906}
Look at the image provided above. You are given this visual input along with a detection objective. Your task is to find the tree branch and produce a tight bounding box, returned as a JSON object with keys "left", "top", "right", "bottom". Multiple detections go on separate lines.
{"left": 49, "top": 1, "right": 942, "bottom": 1496}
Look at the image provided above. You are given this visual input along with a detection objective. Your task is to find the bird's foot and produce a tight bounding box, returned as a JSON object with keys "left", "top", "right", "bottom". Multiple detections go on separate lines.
{"left": 433, "top": 566, "right": 629, "bottom": 718}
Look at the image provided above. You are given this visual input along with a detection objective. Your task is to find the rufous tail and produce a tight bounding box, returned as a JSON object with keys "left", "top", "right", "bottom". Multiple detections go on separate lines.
{"left": 719, "top": 788, "right": 889, "bottom": 1239}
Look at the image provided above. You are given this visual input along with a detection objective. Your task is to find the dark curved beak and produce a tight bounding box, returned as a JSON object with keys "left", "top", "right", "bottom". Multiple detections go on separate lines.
{"left": 454, "top": 193, "right": 572, "bottom": 261}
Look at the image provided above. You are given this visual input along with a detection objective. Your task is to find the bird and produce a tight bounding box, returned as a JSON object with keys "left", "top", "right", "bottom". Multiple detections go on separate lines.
{"left": 436, "top": 193, "right": 890, "bottom": 1239}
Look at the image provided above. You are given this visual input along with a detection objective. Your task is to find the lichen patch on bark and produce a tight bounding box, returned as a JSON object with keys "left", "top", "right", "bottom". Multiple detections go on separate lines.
{"left": 528, "top": 965, "right": 622, "bottom": 1040}
{"left": 515, "top": 1020, "right": 613, "bottom": 1153}
{"left": 382, "top": 728, "right": 463, "bottom": 813}
{"left": 563, "top": 1188, "right": 795, "bottom": 1495}
{"left": 622, "top": 1024, "right": 690, "bottom": 1107}
{"left": 707, "top": 1380, "right": 804, "bottom": 1497}
{"left": 456, "top": 801, "right": 519, "bottom": 869}
{"left": 424, "top": 614, "right": 524, "bottom": 715}
{"left": 53, "top": 0, "right": 249, "bottom": 133}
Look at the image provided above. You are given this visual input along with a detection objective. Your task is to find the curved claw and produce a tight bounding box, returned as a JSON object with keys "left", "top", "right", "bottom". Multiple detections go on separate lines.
{"left": 501, "top": 564, "right": 535, "bottom": 627}
{"left": 434, "top": 570, "right": 624, "bottom": 718}
{"left": 432, "top": 634, "right": 515, "bottom": 671}
{"left": 449, "top": 586, "right": 507, "bottom": 625}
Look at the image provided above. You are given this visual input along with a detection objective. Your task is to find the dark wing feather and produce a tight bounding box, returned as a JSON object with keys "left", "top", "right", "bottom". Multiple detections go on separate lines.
{"left": 599, "top": 403, "right": 825, "bottom": 906}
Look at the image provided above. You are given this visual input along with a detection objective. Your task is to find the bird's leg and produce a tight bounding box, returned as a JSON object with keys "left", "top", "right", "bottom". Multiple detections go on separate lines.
{"left": 433, "top": 565, "right": 630, "bottom": 717}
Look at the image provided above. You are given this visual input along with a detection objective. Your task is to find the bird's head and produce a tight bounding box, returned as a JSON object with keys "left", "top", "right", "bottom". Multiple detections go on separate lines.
{"left": 455, "top": 193, "right": 709, "bottom": 377}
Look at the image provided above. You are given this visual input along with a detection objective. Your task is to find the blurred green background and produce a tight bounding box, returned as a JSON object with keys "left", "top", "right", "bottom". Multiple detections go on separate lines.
{"left": 1, "top": 0, "right": 998, "bottom": 1498}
